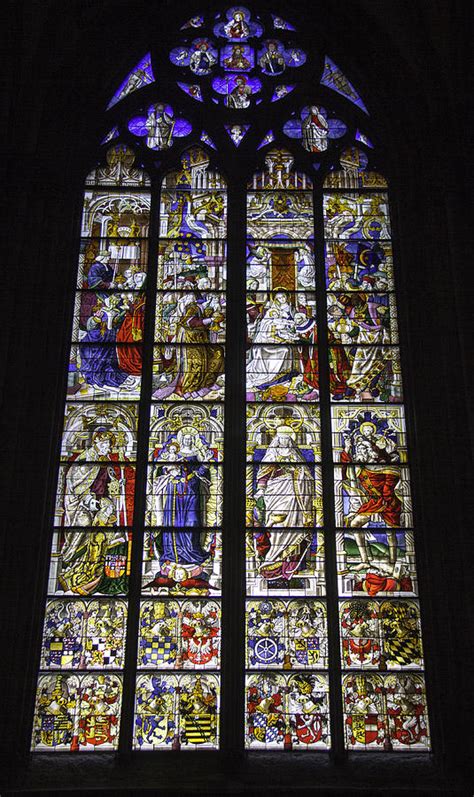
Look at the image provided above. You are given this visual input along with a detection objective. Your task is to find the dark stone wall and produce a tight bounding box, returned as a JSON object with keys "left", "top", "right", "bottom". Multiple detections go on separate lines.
{"left": 2, "top": 1, "right": 472, "bottom": 793}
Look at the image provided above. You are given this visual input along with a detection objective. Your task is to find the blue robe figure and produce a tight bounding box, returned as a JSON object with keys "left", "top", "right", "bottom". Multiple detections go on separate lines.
{"left": 80, "top": 299, "right": 128, "bottom": 389}
{"left": 151, "top": 457, "right": 211, "bottom": 572}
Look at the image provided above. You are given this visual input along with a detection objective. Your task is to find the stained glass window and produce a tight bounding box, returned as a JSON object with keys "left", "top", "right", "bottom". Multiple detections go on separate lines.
{"left": 34, "top": 5, "right": 430, "bottom": 757}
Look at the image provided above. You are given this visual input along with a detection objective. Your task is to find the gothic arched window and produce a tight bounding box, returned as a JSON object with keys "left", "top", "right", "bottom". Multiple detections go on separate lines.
{"left": 31, "top": 5, "right": 430, "bottom": 756}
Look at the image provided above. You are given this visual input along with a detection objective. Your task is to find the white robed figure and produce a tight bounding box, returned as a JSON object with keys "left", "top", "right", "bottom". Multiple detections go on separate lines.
{"left": 346, "top": 315, "right": 392, "bottom": 394}
{"left": 145, "top": 103, "right": 174, "bottom": 150}
{"left": 254, "top": 426, "right": 314, "bottom": 528}
{"left": 246, "top": 293, "right": 299, "bottom": 390}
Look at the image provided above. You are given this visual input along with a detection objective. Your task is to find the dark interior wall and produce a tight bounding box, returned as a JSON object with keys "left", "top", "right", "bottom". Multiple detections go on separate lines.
{"left": 2, "top": 1, "right": 472, "bottom": 793}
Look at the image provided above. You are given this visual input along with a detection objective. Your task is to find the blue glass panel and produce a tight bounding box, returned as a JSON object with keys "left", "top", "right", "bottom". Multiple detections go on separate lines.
{"left": 107, "top": 54, "right": 154, "bottom": 110}
{"left": 320, "top": 56, "right": 368, "bottom": 114}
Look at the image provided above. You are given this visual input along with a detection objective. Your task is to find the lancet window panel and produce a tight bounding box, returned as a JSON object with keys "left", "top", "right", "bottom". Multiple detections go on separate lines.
{"left": 32, "top": 145, "right": 150, "bottom": 752}
{"left": 244, "top": 150, "right": 330, "bottom": 751}
{"left": 323, "top": 148, "right": 430, "bottom": 751}
{"left": 133, "top": 148, "right": 227, "bottom": 751}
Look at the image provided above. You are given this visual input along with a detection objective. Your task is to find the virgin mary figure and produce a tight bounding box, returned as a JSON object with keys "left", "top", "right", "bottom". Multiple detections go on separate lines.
{"left": 246, "top": 294, "right": 299, "bottom": 392}
{"left": 149, "top": 431, "right": 213, "bottom": 582}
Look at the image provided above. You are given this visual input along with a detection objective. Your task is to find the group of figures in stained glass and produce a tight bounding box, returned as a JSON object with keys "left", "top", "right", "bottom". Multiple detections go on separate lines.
{"left": 169, "top": 7, "right": 306, "bottom": 111}
{"left": 151, "top": 150, "right": 227, "bottom": 406}
{"left": 33, "top": 2, "right": 430, "bottom": 756}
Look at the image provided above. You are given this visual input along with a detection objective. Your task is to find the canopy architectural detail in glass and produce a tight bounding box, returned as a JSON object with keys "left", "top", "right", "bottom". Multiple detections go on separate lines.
{"left": 33, "top": 5, "right": 430, "bottom": 758}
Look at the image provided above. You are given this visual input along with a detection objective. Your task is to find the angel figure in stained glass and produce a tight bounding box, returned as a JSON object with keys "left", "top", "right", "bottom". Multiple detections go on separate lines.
{"left": 247, "top": 244, "right": 271, "bottom": 287}
{"left": 295, "top": 245, "right": 315, "bottom": 288}
{"left": 110, "top": 56, "right": 153, "bottom": 107}
{"left": 302, "top": 106, "right": 329, "bottom": 153}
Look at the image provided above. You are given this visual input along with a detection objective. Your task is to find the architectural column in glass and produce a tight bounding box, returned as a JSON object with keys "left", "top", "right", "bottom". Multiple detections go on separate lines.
{"left": 32, "top": 145, "right": 150, "bottom": 751}
{"left": 323, "top": 147, "right": 430, "bottom": 751}
{"left": 134, "top": 147, "right": 226, "bottom": 750}
{"left": 245, "top": 149, "right": 330, "bottom": 749}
